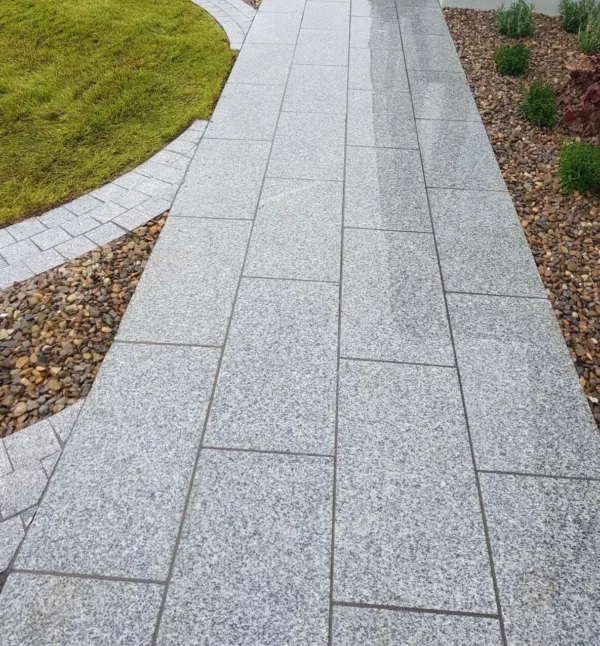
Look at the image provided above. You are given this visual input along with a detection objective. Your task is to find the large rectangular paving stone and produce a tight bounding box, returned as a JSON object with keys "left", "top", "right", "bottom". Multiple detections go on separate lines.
{"left": 205, "top": 278, "right": 338, "bottom": 454}
{"left": 117, "top": 218, "right": 250, "bottom": 346}
{"left": 403, "top": 33, "right": 463, "bottom": 72}
{"left": 227, "top": 43, "right": 295, "bottom": 85}
{"left": 294, "top": 29, "right": 349, "bottom": 66}
{"left": 17, "top": 343, "right": 219, "bottom": 579}
{"left": 332, "top": 606, "right": 503, "bottom": 645}
{"left": 302, "top": 0, "right": 350, "bottom": 30}
{"left": 334, "top": 361, "right": 496, "bottom": 612}
{"left": 156, "top": 451, "right": 333, "bottom": 646}
{"left": 448, "top": 293, "right": 600, "bottom": 477}
{"left": 345, "top": 146, "right": 430, "bottom": 231}
{"left": 170, "top": 139, "right": 271, "bottom": 221}
{"left": 245, "top": 178, "right": 342, "bottom": 282}
{"left": 349, "top": 47, "right": 409, "bottom": 91}
{"left": 341, "top": 229, "right": 453, "bottom": 365}
{"left": 429, "top": 189, "right": 545, "bottom": 297}
{"left": 0, "top": 573, "right": 162, "bottom": 646}
{"left": 410, "top": 69, "right": 479, "bottom": 121}
{"left": 282, "top": 64, "right": 348, "bottom": 114}
{"left": 350, "top": 17, "right": 402, "bottom": 48}
{"left": 245, "top": 12, "right": 302, "bottom": 44}
{"left": 481, "top": 473, "right": 600, "bottom": 646}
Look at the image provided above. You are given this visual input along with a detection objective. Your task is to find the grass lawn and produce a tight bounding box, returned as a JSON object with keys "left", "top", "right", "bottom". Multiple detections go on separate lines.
{"left": 0, "top": 0, "right": 235, "bottom": 225}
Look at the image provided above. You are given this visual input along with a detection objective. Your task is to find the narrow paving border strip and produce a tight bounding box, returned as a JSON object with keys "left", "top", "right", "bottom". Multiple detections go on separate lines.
{"left": 0, "top": 0, "right": 256, "bottom": 291}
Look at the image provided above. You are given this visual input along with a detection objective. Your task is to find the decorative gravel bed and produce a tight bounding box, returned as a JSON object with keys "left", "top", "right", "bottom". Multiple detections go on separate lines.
{"left": 445, "top": 9, "right": 600, "bottom": 427}
{"left": 0, "top": 215, "right": 166, "bottom": 438}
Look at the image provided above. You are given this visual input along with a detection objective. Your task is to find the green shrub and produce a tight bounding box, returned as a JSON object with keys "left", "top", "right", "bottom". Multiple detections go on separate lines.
{"left": 559, "top": 141, "right": 600, "bottom": 192}
{"left": 496, "top": 0, "right": 535, "bottom": 38}
{"left": 559, "top": 0, "right": 596, "bottom": 33}
{"left": 578, "top": 7, "right": 600, "bottom": 51}
{"left": 494, "top": 42, "right": 530, "bottom": 76}
{"left": 521, "top": 82, "right": 557, "bottom": 127}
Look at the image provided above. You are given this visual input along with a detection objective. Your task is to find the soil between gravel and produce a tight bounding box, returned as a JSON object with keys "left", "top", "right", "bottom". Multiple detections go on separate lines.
{"left": 0, "top": 215, "right": 166, "bottom": 438}
{"left": 445, "top": 8, "right": 600, "bottom": 427}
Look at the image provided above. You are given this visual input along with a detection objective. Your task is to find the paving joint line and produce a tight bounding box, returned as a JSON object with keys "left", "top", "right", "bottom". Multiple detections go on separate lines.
{"left": 11, "top": 568, "right": 165, "bottom": 586}
{"left": 333, "top": 600, "right": 500, "bottom": 620}
{"left": 202, "top": 445, "right": 334, "bottom": 459}
{"left": 112, "top": 339, "right": 222, "bottom": 349}
{"left": 477, "top": 469, "right": 600, "bottom": 483}
{"left": 340, "top": 356, "right": 455, "bottom": 369}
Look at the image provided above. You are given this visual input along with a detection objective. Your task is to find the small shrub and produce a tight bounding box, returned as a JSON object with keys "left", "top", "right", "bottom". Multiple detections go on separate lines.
{"left": 560, "top": 0, "right": 596, "bottom": 33}
{"left": 559, "top": 141, "right": 600, "bottom": 192}
{"left": 521, "top": 82, "right": 557, "bottom": 126}
{"left": 578, "top": 8, "right": 600, "bottom": 52}
{"left": 494, "top": 42, "right": 530, "bottom": 76}
{"left": 496, "top": 0, "right": 535, "bottom": 38}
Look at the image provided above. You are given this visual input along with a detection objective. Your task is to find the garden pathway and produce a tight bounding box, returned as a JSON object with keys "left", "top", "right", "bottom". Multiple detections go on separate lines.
{"left": 2, "top": 0, "right": 600, "bottom": 644}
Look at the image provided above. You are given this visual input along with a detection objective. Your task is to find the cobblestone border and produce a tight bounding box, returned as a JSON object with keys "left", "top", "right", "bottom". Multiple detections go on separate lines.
{"left": 0, "top": 0, "right": 257, "bottom": 292}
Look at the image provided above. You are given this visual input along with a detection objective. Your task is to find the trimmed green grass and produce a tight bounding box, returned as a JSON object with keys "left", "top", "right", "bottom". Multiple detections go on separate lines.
{"left": 0, "top": 0, "right": 235, "bottom": 224}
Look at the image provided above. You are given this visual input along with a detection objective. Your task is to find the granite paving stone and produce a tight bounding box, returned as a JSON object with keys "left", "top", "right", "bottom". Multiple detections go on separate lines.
{"left": 283, "top": 64, "right": 348, "bottom": 114}
{"left": 50, "top": 213, "right": 97, "bottom": 239}
{"left": 205, "top": 83, "right": 285, "bottom": 140}
{"left": 20, "top": 506, "right": 37, "bottom": 528}
{"left": 396, "top": 0, "right": 440, "bottom": 5}
{"left": 0, "top": 239, "right": 39, "bottom": 265}
{"left": 448, "top": 294, "right": 600, "bottom": 477}
{"left": 85, "top": 201, "right": 127, "bottom": 224}
{"left": 302, "top": 0, "right": 351, "bottom": 29}
{"left": 137, "top": 197, "right": 173, "bottom": 218}
{"left": 0, "top": 229, "right": 16, "bottom": 249}
{"left": 7, "top": 218, "right": 46, "bottom": 242}
{"left": 136, "top": 159, "right": 186, "bottom": 184}
{"left": 417, "top": 119, "right": 506, "bottom": 190}
{"left": 114, "top": 207, "right": 160, "bottom": 231}
{"left": 228, "top": 43, "right": 296, "bottom": 85}
{"left": 246, "top": 178, "right": 342, "bottom": 281}
{"left": 17, "top": 343, "right": 220, "bottom": 579}
{"left": 268, "top": 111, "right": 346, "bottom": 181}
{"left": 54, "top": 234, "right": 97, "bottom": 260}
{"left": 156, "top": 451, "right": 333, "bottom": 646}
{"left": 350, "top": 16, "right": 402, "bottom": 48}
{"left": 403, "top": 33, "right": 463, "bottom": 72}
{"left": 481, "top": 474, "right": 600, "bottom": 646}
{"left": 429, "top": 189, "right": 546, "bottom": 297}
{"left": 24, "top": 249, "right": 64, "bottom": 274}
{"left": 38, "top": 206, "right": 77, "bottom": 228}
{"left": 335, "top": 360, "right": 496, "bottom": 612}
{"left": 86, "top": 222, "right": 128, "bottom": 246}
{"left": 349, "top": 47, "right": 409, "bottom": 91}
{"left": 90, "top": 184, "right": 149, "bottom": 210}
{"left": 294, "top": 28, "right": 349, "bottom": 66}
{"left": 245, "top": 12, "right": 302, "bottom": 44}
{"left": 205, "top": 278, "right": 338, "bottom": 453}
{"left": 397, "top": 5, "right": 450, "bottom": 34}
{"left": 0, "top": 574, "right": 163, "bottom": 646}
{"left": 347, "top": 89, "right": 418, "bottom": 148}
{"left": 41, "top": 451, "right": 61, "bottom": 478}
{"left": 341, "top": 228, "right": 454, "bottom": 365}
{"left": 65, "top": 194, "right": 102, "bottom": 215}
{"left": 49, "top": 400, "right": 84, "bottom": 444}
{"left": 351, "top": 0, "right": 398, "bottom": 19}
{"left": 345, "top": 146, "right": 430, "bottom": 231}
{"left": 0, "top": 441, "right": 11, "bottom": 478}
{"left": 135, "top": 177, "right": 178, "bottom": 201}
{"left": 260, "top": 0, "right": 306, "bottom": 12}
{"left": 333, "top": 606, "right": 503, "bottom": 645}
{"left": 170, "top": 139, "right": 271, "bottom": 220}
{"left": 0, "top": 465, "right": 47, "bottom": 520}
{"left": 30, "top": 226, "right": 71, "bottom": 251}
{"left": 4, "top": 420, "right": 60, "bottom": 470}
{"left": 410, "top": 71, "right": 480, "bottom": 120}
{"left": 0, "top": 517, "right": 24, "bottom": 573}
{"left": 117, "top": 218, "right": 250, "bottom": 346}
{"left": 0, "top": 262, "right": 34, "bottom": 290}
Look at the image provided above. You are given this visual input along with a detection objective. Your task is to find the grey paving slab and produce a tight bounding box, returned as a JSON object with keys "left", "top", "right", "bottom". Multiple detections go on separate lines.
{"left": 268, "top": 111, "right": 346, "bottom": 181}
{"left": 54, "top": 234, "right": 97, "bottom": 260}
{"left": 448, "top": 294, "right": 600, "bottom": 477}
{"left": 335, "top": 360, "right": 495, "bottom": 612}
{"left": 117, "top": 218, "right": 250, "bottom": 346}
{"left": 113, "top": 207, "right": 157, "bottom": 231}
{"left": 283, "top": 64, "right": 348, "bottom": 114}
{"left": 85, "top": 200, "right": 127, "bottom": 224}
{"left": 345, "top": 146, "right": 430, "bottom": 231}
{"left": 481, "top": 473, "right": 600, "bottom": 646}
{"left": 136, "top": 159, "right": 186, "bottom": 184}
{"left": 24, "top": 249, "right": 64, "bottom": 275}
{"left": 403, "top": 33, "right": 463, "bottom": 72}
{"left": 0, "top": 465, "right": 47, "bottom": 519}
{"left": 260, "top": 0, "right": 306, "bottom": 12}
{"left": 135, "top": 177, "right": 178, "bottom": 201}
{"left": 0, "top": 229, "right": 16, "bottom": 249}
{"left": 0, "top": 573, "right": 163, "bottom": 646}
{"left": 332, "top": 606, "right": 503, "bottom": 645}
{"left": 302, "top": 0, "right": 351, "bottom": 29}
{"left": 39, "top": 206, "right": 77, "bottom": 228}
{"left": 20, "top": 505, "right": 37, "bottom": 528}
{"left": 65, "top": 194, "right": 103, "bottom": 216}
{"left": 351, "top": 0, "right": 398, "bottom": 18}
{"left": 17, "top": 343, "right": 220, "bottom": 579}
{"left": 349, "top": 47, "right": 408, "bottom": 91}
{"left": 156, "top": 451, "right": 333, "bottom": 646}
{"left": 0, "top": 442, "right": 11, "bottom": 478}
{"left": 396, "top": 0, "right": 440, "bottom": 5}
{"left": 91, "top": 184, "right": 149, "bottom": 210}
{"left": 205, "top": 278, "right": 338, "bottom": 453}
{"left": 347, "top": 89, "right": 418, "bottom": 148}
{"left": 30, "top": 226, "right": 71, "bottom": 251}
{"left": 341, "top": 229, "right": 454, "bottom": 365}
{"left": 246, "top": 178, "right": 342, "bottom": 281}
{"left": 4, "top": 420, "right": 60, "bottom": 470}
{"left": 228, "top": 43, "right": 295, "bottom": 85}
{"left": 245, "top": 12, "right": 302, "bottom": 43}
{"left": 49, "top": 400, "right": 84, "bottom": 443}
{"left": 0, "top": 516, "right": 24, "bottom": 572}
{"left": 86, "top": 222, "right": 127, "bottom": 246}
{"left": 294, "top": 28, "right": 350, "bottom": 66}
{"left": 350, "top": 16, "right": 402, "bottom": 48}
{"left": 397, "top": 5, "right": 450, "bottom": 34}
{"left": 417, "top": 120, "right": 506, "bottom": 190}
{"left": 137, "top": 196, "right": 172, "bottom": 218}
{"left": 0, "top": 262, "right": 33, "bottom": 290}
{"left": 205, "top": 83, "right": 285, "bottom": 140}
{"left": 429, "top": 189, "right": 545, "bottom": 297}
{"left": 7, "top": 218, "right": 46, "bottom": 242}
{"left": 170, "top": 139, "right": 271, "bottom": 220}
{"left": 41, "top": 451, "right": 61, "bottom": 478}
{"left": 409, "top": 68, "right": 468, "bottom": 85}
{"left": 410, "top": 71, "right": 480, "bottom": 120}
{"left": 0, "top": 239, "right": 39, "bottom": 265}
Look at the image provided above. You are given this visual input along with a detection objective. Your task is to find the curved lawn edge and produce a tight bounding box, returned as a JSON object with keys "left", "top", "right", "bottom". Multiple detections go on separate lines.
{"left": 0, "top": 0, "right": 256, "bottom": 291}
